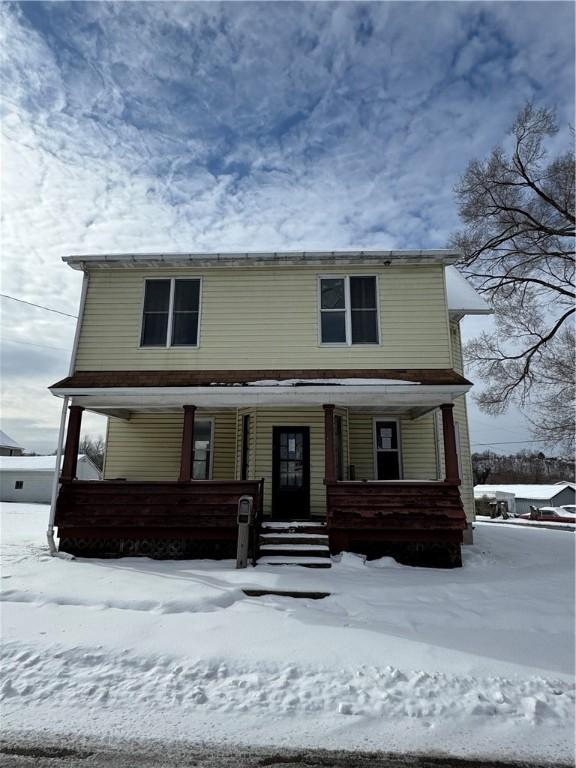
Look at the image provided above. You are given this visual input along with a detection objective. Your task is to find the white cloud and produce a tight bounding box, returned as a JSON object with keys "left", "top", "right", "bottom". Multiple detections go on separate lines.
{"left": 0, "top": 1, "right": 573, "bottom": 452}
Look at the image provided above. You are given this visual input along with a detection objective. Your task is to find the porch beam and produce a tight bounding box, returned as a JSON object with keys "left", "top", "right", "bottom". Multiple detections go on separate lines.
{"left": 323, "top": 404, "right": 336, "bottom": 483}
{"left": 85, "top": 408, "right": 132, "bottom": 421}
{"left": 179, "top": 405, "right": 196, "bottom": 481}
{"left": 61, "top": 405, "right": 83, "bottom": 481}
{"left": 440, "top": 403, "right": 460, "bottom": 484}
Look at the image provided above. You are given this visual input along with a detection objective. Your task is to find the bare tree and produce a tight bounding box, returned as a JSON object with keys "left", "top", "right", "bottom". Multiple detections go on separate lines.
{"left": 452, "top": 103, "right": 575, "bottom": 453}
{"left": 79, "top": 435, "right": 105, "bottom": 472}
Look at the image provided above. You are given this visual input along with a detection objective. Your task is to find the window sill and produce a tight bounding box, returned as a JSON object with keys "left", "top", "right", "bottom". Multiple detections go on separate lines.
{"left": 318, "top": 342, "right": 381, "bottom": 348}
{"left": 138, "top": 345, "right": 200, "bottom": 350}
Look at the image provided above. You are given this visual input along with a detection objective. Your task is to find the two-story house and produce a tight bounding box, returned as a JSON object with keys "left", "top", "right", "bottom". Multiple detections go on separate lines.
{"left": 48, "top": 250, "right": 490, "bottom": 567}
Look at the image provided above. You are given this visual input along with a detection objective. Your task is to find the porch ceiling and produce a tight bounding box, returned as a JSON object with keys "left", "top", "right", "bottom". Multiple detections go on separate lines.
{"left": 58, "top": 386, "right": 471, "bottom": 417}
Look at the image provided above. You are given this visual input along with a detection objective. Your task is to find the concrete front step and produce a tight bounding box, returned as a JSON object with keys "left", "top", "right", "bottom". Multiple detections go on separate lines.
{"left": 257, "top": 555, "right": 332, "bottom": 568}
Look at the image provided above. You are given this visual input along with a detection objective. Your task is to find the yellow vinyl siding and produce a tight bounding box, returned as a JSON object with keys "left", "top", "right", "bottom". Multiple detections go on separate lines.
{"left": 74, "top": 265, "right": 451, "bottom": 371}
{"left": 348, "top": 412, "right": 438, "bottom": 481}
{"left": 104, "top": 411, "right": 236, "bottom": 481}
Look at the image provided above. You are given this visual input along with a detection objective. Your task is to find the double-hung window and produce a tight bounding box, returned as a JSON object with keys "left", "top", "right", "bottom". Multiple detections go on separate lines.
{"left": 319, "top": 276, "right": 379, "bottom": 345}
{"left": 140, "top": 278, "right": 200, "bottom": 347}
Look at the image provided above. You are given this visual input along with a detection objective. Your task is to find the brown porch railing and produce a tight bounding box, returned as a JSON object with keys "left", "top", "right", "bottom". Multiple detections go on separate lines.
{"left": 326, "top": 480, "right": 466, "bottom": 536}
{"left": 55, "top": 479, "right": 264, "bottom": 551}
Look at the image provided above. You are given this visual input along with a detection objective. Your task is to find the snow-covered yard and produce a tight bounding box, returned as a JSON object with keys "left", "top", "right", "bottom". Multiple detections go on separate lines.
{"left": 1, "top": 503, "right": 574, "bottom": 764}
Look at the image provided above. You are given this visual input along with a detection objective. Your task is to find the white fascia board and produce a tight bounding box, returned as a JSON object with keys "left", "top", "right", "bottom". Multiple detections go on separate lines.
{"left": 52, "top": 383, "right": 471, "bottom": 410}
{"left": 63, "top": 249, "right": 462, "bottom": 271}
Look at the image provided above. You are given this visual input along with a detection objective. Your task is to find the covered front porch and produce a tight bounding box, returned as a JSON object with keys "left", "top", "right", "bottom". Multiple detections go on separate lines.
{"left": 50, "top": 369, "right": 471, "bottom": 566}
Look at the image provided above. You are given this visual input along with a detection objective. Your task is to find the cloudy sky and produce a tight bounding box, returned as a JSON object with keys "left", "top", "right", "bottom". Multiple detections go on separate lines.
{"left": 1, "top": 1, "right": 574, "bottom": 455}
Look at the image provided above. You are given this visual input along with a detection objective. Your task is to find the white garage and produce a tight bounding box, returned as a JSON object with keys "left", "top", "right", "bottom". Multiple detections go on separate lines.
{"left": 0, "top": 455, "right": 100, "bottom": 504}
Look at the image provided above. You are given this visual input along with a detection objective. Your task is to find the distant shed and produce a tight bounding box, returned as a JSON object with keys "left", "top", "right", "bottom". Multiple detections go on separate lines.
{"left": 473, "top": 483, "right": 575, "bottom": 515}
{"left": 0, "top": 430, "right": 23, "bottom": 457}
{"left": 0, "top": 455, "right": 100, "bottom": 504}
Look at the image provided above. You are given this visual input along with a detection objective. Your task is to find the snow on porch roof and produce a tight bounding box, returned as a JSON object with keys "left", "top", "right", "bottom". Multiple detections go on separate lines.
{"left": 50, "top": 368, "right": 472, "bottom": 391}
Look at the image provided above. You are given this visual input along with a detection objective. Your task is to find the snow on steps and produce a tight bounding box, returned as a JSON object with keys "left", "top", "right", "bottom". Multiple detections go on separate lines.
{"left": 261, "top": 521, "right": 326, "bottom": 529}
{"left": 260, "top": 532, "right": 328, "bottom": 539}
{"left": 258, "top": 520, "right": 332, "bottom": 568}
{"left": 257, "top": 555, "right": 332, "bottom": 568}
{"left": 260, "top": 544, "right": 330, "bottom": 552}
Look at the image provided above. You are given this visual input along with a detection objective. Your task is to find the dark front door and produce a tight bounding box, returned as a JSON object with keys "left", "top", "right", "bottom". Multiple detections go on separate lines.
{"left": 272, "top": 427, "right": 310, "bottom": 518}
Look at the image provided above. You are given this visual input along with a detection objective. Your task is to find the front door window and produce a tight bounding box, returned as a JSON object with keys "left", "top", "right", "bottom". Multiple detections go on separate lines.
{"left": 374, "top": 420, "right": 401, "bottom": 480}
{"left": 279, "top": 431, "right": 304, "bottom": 487}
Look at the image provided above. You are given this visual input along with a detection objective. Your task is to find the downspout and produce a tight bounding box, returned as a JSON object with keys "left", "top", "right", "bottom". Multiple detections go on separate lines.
{"left": 47, "top": 270, "right": 89, "bottom": 556}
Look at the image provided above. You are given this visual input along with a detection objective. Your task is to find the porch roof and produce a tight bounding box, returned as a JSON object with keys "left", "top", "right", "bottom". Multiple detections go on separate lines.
{"left": 51, "top": 368, "right": 471, "bottom": 390}
{"left": 50, "top": 369, "right": 471, "bottom": 416}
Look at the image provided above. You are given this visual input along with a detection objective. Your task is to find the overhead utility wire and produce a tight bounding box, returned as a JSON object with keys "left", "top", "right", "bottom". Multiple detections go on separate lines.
{"left": 0, "top": 293, "right": 77, "bottom": 318}
{"left": 471, "top": 440, "right": 545, "bottom": 446}
{"left": 1, "top": 337, "right": 71, "bottom": 352}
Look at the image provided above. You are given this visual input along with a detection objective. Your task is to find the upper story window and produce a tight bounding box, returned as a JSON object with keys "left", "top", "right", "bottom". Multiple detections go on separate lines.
{"left": 140, "top": 278, "right": 201, "bottom": 347}
{"left": 319, "top": 276, "right": 379, "bottom": 345}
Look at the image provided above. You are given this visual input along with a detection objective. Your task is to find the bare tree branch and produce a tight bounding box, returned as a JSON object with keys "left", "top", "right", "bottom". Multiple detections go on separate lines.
{"left": 451, "top": 102, "right": 575, "bottom": 454}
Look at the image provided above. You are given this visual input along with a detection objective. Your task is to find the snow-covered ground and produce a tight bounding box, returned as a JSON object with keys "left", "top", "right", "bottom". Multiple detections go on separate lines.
{"left": 1, "top": 503, "right": 574, "bottom": 764}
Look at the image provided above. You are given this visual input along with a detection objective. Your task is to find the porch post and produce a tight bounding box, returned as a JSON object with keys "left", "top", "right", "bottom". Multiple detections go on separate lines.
{"left": 179, "top": 405, "right": 196, "bottom": 481}
{"left": 440, "top": 403, "right": 460, "bottom": 484}
{"left": 323, "top": 404, "right": 336, "bottom": 483}
{"left": 60, "top": 405, "right": 83, "bottom": 481}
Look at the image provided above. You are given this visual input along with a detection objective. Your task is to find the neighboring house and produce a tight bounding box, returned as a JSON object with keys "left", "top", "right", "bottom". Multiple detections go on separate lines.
{"left": 48, "top": 250, "right": 491, "bottom": 567}
{"left": 0, "top": 455, "right": 100, "bottom": 504}
{"left": 474, "top": 484, "right": 576, "bottom": 516}
{"left": 0, "top": 430, "right": 24, "bottom": 457}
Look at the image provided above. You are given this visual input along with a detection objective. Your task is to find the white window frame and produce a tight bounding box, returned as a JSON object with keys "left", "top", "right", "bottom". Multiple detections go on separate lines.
{"left": 139, "top": 277, "right": 203, "bottom": 349}
{"left": 372, "top": 416, "right": 403, "bottom": 480}
{"left": 317, "top": 275, "right": 380, "bottom": 346}
{"left": 192, "top": 417, "right": 214, "bottom": 480}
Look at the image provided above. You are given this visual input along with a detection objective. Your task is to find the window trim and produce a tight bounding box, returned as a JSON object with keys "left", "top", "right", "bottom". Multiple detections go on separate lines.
{"left": 139, "top": 277, "right": 203, "bottom": 349}
{"left": 372, "top": 416, "right": 403, "bottom": 480}
{"left": 317, "top": 275, "right": 380, "bottom": 346}
{"left": 192, "top": 417, "right": 214, "bottom": 480}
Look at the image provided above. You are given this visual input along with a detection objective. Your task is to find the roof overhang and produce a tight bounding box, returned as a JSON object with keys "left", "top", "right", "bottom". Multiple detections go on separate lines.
{"left": 63, "top": 249, "right": 462, "bottom": 271}
{"left": 50, "top": 370, "right": 472, "bottom": 414}
{"left": 51, "top": 385, "right": 471, "bottom": 413}
{"left": 445, "top": 266, "right": 492, "bottom": 316}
